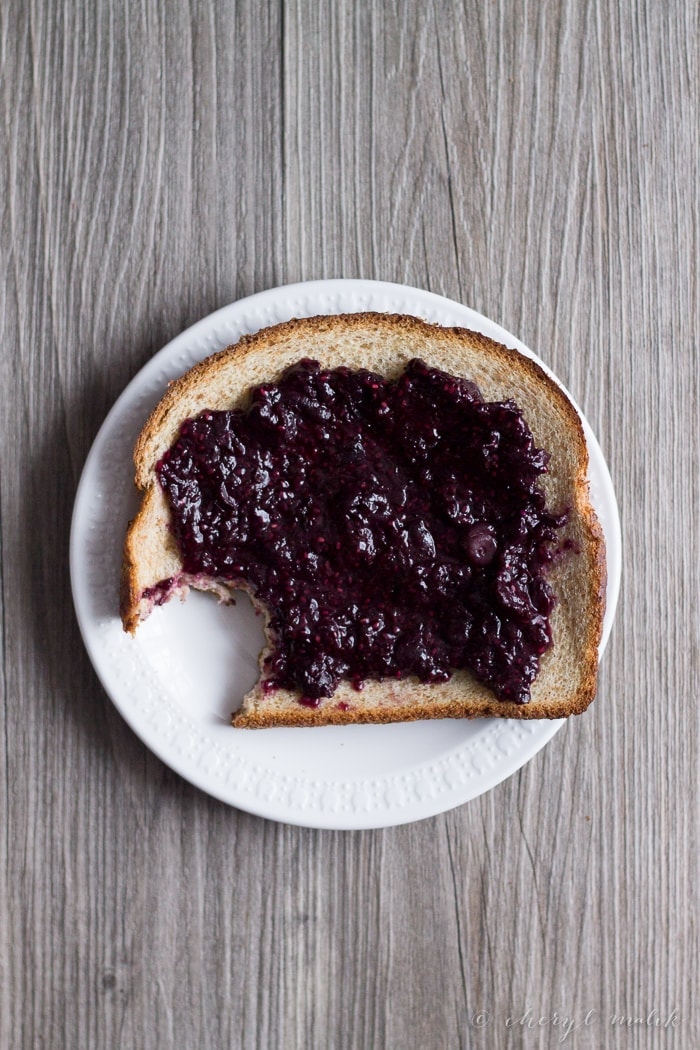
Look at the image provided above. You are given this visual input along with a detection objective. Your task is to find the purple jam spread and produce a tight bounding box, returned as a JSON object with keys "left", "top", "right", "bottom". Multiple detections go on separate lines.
{"left": 156, "top": 358, "right": 567, "bottom": 705}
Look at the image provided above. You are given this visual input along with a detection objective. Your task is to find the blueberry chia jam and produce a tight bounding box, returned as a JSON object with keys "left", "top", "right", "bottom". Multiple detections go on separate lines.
{"left": 156, "top": 358, "right": 567, "bottom": 704}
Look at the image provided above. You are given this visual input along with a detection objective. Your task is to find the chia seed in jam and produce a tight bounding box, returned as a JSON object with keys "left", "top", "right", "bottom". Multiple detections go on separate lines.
{"left": 156, "top": 358, "right": 567, "bottom": 705}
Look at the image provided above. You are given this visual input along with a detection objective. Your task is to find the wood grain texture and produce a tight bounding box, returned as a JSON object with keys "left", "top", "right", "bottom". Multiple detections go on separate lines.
{"left": 0, "top": 1, "right": 697, "bottom": 1047}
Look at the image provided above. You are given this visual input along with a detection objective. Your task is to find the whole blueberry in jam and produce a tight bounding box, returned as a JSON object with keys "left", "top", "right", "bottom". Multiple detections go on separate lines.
{"left": 156, "top": 358, "right": 567, "bottom": 704}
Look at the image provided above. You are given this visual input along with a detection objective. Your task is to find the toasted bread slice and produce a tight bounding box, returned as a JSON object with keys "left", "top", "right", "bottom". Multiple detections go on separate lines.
{"left": 121, "top": 313, "right": 605, "bottom": 727}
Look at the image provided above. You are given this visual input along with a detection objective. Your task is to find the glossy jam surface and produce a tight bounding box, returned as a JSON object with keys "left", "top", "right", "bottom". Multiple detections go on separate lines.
{"left": 157, "top": 358, "right": 567, "bottom": 704}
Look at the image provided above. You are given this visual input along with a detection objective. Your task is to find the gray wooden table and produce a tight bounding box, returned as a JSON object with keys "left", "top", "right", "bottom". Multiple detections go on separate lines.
{"left": 1, "top": 2, "right": 697, "bottom": 1048}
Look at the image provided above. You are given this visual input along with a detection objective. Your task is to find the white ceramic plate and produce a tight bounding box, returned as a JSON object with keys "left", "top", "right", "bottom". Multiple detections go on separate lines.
{"left": 70, "top": 280, "right": 621, "bottom": 829}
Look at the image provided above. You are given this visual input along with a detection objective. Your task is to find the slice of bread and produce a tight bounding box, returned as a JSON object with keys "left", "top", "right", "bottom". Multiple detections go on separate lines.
{"left": 121, "top": 313, "right": 606, "bottom": 727}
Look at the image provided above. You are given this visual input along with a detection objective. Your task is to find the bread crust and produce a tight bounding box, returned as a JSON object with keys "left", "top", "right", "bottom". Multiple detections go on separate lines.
{"left": 120, "top": 313, "right": 606, "bottom": 726}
